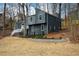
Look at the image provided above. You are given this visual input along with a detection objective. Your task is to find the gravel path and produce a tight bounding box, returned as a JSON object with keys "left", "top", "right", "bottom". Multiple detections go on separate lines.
{"left": 29, "top": 38, "right": 66, "bottom": 42}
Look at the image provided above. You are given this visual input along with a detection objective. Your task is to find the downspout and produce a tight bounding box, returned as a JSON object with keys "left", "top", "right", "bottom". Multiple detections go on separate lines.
{"left": 47, "top": 3, "right": 49, "bottom": 34}
{"left": 26, "top": 4, "right": 29, "bottom": 35}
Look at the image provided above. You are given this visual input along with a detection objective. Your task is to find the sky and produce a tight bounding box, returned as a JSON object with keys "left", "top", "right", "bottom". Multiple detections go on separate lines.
{"left": 0, "top": 3, "right": 3, "bottom": 12}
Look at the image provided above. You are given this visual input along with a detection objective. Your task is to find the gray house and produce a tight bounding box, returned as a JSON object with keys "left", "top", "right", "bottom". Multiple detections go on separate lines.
{"left": 15, "top": 8, "right": 61, "bottom": 35}
{"left": 26, "top": 8, "right": 61, "bottom": 35}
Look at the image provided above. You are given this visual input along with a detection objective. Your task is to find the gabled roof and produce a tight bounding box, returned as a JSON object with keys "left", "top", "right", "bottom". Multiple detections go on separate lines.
{"left": 26, "top": 8, "right": 63, "bottom": 20}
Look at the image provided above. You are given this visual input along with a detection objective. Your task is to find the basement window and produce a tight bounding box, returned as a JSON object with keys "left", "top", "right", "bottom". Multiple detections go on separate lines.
{"left": 41, "top": 24, "right": 44, "bottom": 30}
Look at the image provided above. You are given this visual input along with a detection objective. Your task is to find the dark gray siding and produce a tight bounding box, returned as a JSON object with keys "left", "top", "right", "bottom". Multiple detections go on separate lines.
{"left": 27, "top": 9, "right": 46, "bottom": 25}
{"left": 45, "top": 13, "right": 61, "bottom": 33}
{"left": 27, "top": 9, "right": 48, "bottom": 35}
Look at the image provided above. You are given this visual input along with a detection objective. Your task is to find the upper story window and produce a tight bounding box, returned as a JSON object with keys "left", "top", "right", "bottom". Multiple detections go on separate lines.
{"left": 39, "top": 14, "right": 42, "bottom": 20}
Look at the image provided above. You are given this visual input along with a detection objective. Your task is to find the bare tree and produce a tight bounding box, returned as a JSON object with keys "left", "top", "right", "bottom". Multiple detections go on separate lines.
{"left": 59, "top": 3, "right": 61, "bottom": 30}
{"left": 7, "top": 4, "right": 17, "bottom": 30}
{"left": 20, "top": 3, "right": 29, "bottom": 36}
{"left": 21, "top": 3, "right": 26, "bottom": 36}
{"left": 67, "top": 4, "right": 78, "bottom": 42}
{"left": 64, "top": 4, "right": 67, "bottom": 29}
{"left": 25, "top": 3, "right": 29, "bottom": 35}
{"left": 47, "top": 3, "right": 49, "bottom": 13}
{"left": 51, "top": 3, "right": 57, "bottom": 15}
{"left": 3, "top": 3, "right": 6, "bottom": 33}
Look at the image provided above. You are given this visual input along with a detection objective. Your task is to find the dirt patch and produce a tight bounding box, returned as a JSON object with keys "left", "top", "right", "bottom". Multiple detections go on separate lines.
{"left": 47, "top": 31, "right": 67, "bottom": 39}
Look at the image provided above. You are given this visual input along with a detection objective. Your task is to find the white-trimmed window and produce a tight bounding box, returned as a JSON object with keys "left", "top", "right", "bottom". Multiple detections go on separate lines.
{"left": 39, "top": 14, "right": 42, "bottom": 20}
{"left": 41, "top": 24, "right": 44, "bottom": 31}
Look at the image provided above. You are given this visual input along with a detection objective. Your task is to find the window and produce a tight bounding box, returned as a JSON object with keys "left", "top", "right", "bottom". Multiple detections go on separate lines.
{"left": 39, "top": 15, "right": 42, "bottom": 20}
{"left": 41, "top": 24, "right": 44, "bottom": 30}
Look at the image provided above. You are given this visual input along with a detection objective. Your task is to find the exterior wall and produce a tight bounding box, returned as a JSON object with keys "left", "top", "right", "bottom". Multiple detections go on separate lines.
{"left": 27, "top": 9, "right": 46, "bottom": 25}
{"left": 27, "top": 15, "right": 36, "bottom": 25}
{"left": 45, "top": 13, "right": 61, "bottom": 33}
{"left": 35, "top": 8, "right": 46, "bottom": 24}
{"left": 27, "top": 9, "right": 47, "bottom": 35}
{"left": 27, "top": 9, "right": 61, "bottom": 35}
{"left": 28, "top": 23, "right": 47, "bottom": 35}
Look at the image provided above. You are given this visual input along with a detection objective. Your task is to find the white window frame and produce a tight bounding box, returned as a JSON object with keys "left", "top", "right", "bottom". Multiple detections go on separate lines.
{"left": 41, "top": 24, "right": 44, "bottom": 31}
{"left": 38, "top": 14, "right": 42, "bottom": 20}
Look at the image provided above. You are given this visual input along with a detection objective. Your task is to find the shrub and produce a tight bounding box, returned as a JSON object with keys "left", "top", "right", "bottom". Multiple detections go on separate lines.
{"left": 31, "top": 35, "right": 44, "bottom": 39}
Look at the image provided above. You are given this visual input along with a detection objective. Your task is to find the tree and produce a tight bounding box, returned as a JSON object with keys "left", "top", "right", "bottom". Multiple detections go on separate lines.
{"left": 7, "top": 4, "right": 17, "bottom": 30}
{"left": 64, "top": 4, "right": 67, "bottom": 29}
{"left": 3, "top": 3, "right": 6, "bottom": 33}
{"left": 51, "top": 3, "right": 57, "bottom": 15}
{"left": 67, "top": 4, "right": 78, "bottom": 42}
{"left": 47, "top": 3, "right": 49, "bottom": 13}
{"left": 25, "top": 3, "right": 29, "bottom": 35}
{"left": 59, "top": 3, "right": 61, "bottom": 30}
{"left": 21, "top": 3, "right": 26, "bottom": 36}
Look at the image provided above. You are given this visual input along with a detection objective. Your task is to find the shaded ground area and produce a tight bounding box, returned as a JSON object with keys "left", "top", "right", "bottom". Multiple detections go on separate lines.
{"left": 0, "top": 36, "right": 79, "bottom": 56}
{"left": 0, "top": 29, "right": 11, "bottom": 38}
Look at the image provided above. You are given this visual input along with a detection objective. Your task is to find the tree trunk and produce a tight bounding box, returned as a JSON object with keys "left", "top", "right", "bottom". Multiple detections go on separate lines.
{"left": 68, "top": 4, "right": 78, "bottom": 42}
{"left": 52, "top": 3, "right": 57, "bottom": 15}
{"left": 64, "top": 4, "right": 67, "bottom": 29}
{"left": 3, "top": 3, "right": 6, "bottom": 33}
{"left": 26, "top": 3, "right": 29, "bottom": 35}
{"left": 22, "top": 3, "right": 26, "bottom": 37}
{"left": 47, "top": 3, "right": 49, "bottom": 13}
{"left": 59, "top": 3, "right": 61, "bottom": 30}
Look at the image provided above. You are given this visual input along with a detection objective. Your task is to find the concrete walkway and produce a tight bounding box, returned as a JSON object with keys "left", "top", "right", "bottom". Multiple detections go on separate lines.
{"left": 28, "top": 38, "right": 66, "bottom": 42}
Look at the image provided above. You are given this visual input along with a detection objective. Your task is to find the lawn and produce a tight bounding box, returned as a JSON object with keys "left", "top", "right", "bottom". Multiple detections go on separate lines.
{"left": 0, "top": 36, "right": 79, "bottom": 56}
